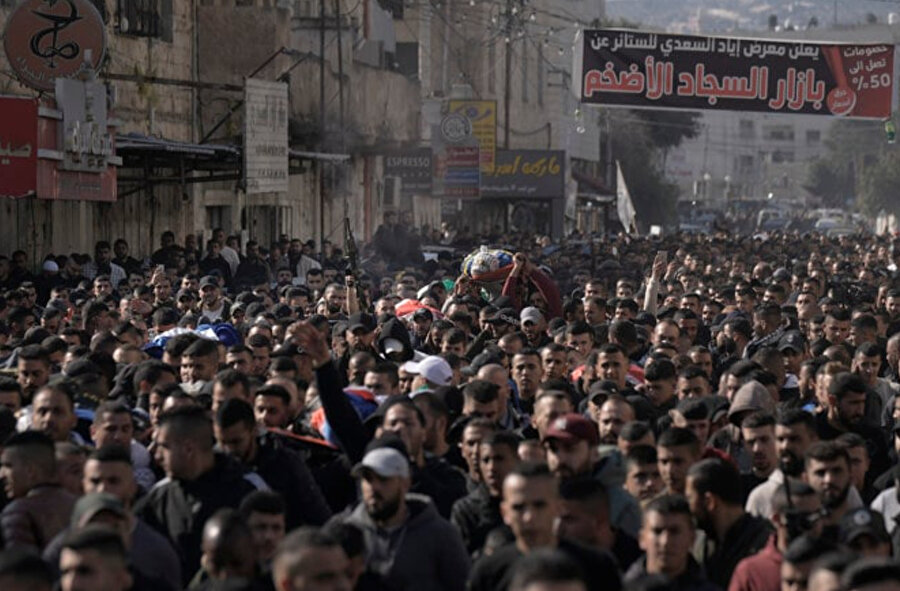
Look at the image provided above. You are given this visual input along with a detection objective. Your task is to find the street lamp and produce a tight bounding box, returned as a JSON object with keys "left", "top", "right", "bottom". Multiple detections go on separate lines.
{"left": 702, "top": 172, "right": 711, "bottom": 201}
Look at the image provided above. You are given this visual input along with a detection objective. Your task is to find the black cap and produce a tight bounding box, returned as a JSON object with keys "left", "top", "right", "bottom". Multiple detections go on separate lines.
{"left": 199, "top": 275, "right": 218, "bottom": 289}
{"left": 588, "top": 380, "right": 621, "bottom": 403}
{"left": 486, "top": 307, "right": 519, "bottom": 326}
{"left": 778, "top": 330, "right": 806, "bottom": 353}
{"left": 413, "top": 308, "right": 434, "bottom": 321}
{"left": 348, "top": 312, "right": 376, "bottom": 333}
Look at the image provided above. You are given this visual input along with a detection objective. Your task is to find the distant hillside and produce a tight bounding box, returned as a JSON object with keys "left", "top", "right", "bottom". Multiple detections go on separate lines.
{"left": 606, "top": 0, "right": 900, "bottom": 34}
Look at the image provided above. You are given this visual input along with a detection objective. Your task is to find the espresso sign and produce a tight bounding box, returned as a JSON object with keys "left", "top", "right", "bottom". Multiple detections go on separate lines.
{"left": 3, "top": 0, "right": 107, "bottom": 92}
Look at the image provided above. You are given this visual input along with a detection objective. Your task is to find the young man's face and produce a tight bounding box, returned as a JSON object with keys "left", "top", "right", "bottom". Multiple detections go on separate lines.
{"left": 626, "top": 461, "right": 663, "bottom": 502}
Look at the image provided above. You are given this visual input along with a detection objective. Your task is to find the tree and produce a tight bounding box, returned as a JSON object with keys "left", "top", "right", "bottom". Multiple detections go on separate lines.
{"left": 609, "top": 109, "right": 681, "bottom": 228}
{"left": 859, "top": 151, "right": 900, "bottom": 216}
{"left": 804, "top": 117, "right": 894, "bottom": 208}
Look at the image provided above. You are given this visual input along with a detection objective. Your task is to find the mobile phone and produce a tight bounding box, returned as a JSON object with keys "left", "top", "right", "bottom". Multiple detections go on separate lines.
{"left": 156, "top": 264, "right": 165, "bottom": 274}
{"left": 657, "top": 250, "right": 668, "bottom": 265}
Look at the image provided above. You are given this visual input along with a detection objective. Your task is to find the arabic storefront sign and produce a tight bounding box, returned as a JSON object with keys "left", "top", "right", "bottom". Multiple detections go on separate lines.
{"left": 448, "top": 100, "right": 497, "bottom": 173}
{"left": 56, "top": 78, "right": 115, "bottom": 173}
{"left": 36, "top": 87, "right": 118, "bottom": 202}
{"left": 432, "top": 114, "right": 480, "bottom": 199}
{"left": 384, "top": 148, "right": 433, "bottom": 197}
{"left": 3, "top": 0, "right": 107, "bottom": 92}
{"left": 0, "top": 97, "right": 39, "bottom": 198}
{"left": 244, "top": 79, "right": 289, "bottom": 194}
{"left": 481, "top": 150, "right": 565, "bottom": 199}
{"left": 577, "top": 29, "right": 897, "bottom": 119}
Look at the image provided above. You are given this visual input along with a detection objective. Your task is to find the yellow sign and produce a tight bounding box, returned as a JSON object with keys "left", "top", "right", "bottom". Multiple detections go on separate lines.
{"left": 448, "top": 100, "right": 496, "bottom": 173}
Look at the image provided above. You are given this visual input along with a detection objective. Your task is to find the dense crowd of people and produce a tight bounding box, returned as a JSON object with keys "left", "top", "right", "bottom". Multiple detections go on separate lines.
{"left": 0, "top": 221, "right": 899, "bottom": 591}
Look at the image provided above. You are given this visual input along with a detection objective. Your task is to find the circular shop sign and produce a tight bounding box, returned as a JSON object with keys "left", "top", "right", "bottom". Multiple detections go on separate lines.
{"left": 441, "top": 113, "right": 473, "bottom": 143}
{"left": 3, "top": 0, "right": 107, "bottom": 92}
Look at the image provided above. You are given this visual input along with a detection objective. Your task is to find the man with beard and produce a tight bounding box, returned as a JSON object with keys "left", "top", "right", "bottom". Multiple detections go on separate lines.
{"left": 686, "top": 458, "right": 773, "bottom": 589}
{"left": 747, "top": 410, "right": 819, "bottom": 519}
{"left": 814, "top": 372, "right": 890, "bottom": 484}
{"left": 337, "top": 313, "right": 378, "bottom": 384}
{"left": 542, "top": 413, "right": 641, "bottom": 539}
{"left": 451, "top": 431, "right": 520, "bottom": 557}
{"left": 730, "top": 481, "right": 824, "bottom": 591}
{"left": 803, "top": 441, "right": 863, "bottom": 533}
{"left": 322, "top": 284, "right": 347, "bottom": 321}
{"left": 332, "top": 446, "right": 470, "bottom": 591}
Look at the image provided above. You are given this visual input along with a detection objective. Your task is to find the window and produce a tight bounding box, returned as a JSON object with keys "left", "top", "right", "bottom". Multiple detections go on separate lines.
{"left": 806, "top": 130, "right": 821, "bottom": 145}
{"left": 738, "top": 119, "right": 754, "bottom": 139}
{"left": 771, "top": 150, "right": 795, "bottom": 163}
{"left": 763, "top": 125, "right": 795, "bottom": 142}
{"left": 737, "top": 154, "right": 755, "bottom": 173}
{"left": 118, "top": 0, "right": 161, "bottom": 38}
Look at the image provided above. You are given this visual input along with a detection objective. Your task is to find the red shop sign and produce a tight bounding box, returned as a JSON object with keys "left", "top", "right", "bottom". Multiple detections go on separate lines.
{"left": 0, "top": 97, "right": 39, "bottom": 198}
{"left": 3, "top": 0, "right": 107, "bottom": 92}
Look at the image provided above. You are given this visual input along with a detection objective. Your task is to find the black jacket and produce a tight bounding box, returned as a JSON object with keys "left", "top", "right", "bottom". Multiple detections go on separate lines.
{"left": 625, "top": 555, "right": 721, "bottom": 591}
{"left": 135, "top": 453, "right": 265, "bottom": 584}
{"left": 469, "top": 539, "right": 621, "bottom": 591}
{"left": 413, "top": 456, "right": 468, "bottom": 519}
{"left": 450, "top": 485, "right": 504, "bottom": 557}
{"left": 247, "top": 432, "right": 332, "bottom": 528}
{"left": 700, "top": 513, "right": 772, "bottom": 588}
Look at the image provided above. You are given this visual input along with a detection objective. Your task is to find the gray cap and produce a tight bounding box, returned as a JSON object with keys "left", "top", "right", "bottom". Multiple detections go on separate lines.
{"left": 352, "top": 447, "right": 410, "bottom": 479}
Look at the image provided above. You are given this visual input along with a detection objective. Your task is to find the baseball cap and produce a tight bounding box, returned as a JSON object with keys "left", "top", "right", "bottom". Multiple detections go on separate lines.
{"left": 348, "top": 312, "right": 376, "bottom": 333}
{"left": 71, "top": 493, "right": 127, "bottom": 527}
{"left": 839, "top": 508, "right": 890, "bottom": 545}
{"left": 351, "top": 447, "right": 410, "bottom": 479}
{"left": 413, "top": 308, "right": 434, "bottom": 321}
{"left": 778, "top": 330, "right": 806, "bottom": 353}
{"left": 199, "top": 275, "right": 218, "bottom": 289}
{"left": 176, "top": 289, "right": 196, "bottom": 302}
{"left": 772, "top": 268, "right": 792, "bottom": 281}
{"left": 487, "top": 307, "right": 519, "bottom": 326}
{"left": 588, "top": 380, "right": 620, "bottom": 404}
{"left": 402, "top": 355, "right": 453, "bottom": 386}
{"left": 544, "top": 413, "right": 600, "bottom": 446}
{"left": 520, "top": 306, "right": 545, "bottom": 325}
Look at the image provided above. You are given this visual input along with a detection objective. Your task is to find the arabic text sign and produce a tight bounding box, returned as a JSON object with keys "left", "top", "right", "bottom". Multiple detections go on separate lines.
{"left": 3, "top": 0, "right": 107, "bottom": 92}
{"left": 0, "top": 97, "right": 38, "bottom": 198}
{"left": 481, "top": 150, "right": 565, "bottom": 199}
{"left": 244, "top": 79, "right": 289, "bottom": 194}
{"left": 579, "top": 29, "right": 896, "bottom": 119}
{"left": 432, "top": 115, "right": 480, "bottom": 199}
{"left": 384, "top": 148, "right": 433, "bottom": 197}
{"left": 448, "top": 100, "right": 497, "bottom": 173}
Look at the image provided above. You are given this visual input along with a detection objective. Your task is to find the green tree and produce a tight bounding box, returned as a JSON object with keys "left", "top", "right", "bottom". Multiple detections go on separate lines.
{"left": 859, "top": 151, "right": 900, "bottom": 216}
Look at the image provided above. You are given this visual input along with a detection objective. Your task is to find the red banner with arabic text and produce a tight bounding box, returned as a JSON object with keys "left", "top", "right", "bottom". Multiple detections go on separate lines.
{"left": 0, "top": 97, "right": 38, "bottom": 198}
{"left": 578, "top": 29, "right": 896, "bottom": 119}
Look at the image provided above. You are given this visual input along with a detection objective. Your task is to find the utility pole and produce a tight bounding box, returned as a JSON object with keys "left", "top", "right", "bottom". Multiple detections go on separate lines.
{"left": 504, "top": 0, "right": 512, "bottom": 148}
{"left": 319, "top": 0, "right": 327, "bottom": 253}
{"left": 335, "top": 0, "right": 344, "bottom": 152}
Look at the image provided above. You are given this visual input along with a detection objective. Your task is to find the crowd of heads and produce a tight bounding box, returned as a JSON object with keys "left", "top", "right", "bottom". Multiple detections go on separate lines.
{"left": 0, "top": 227, "right": 899, "bottom": 591}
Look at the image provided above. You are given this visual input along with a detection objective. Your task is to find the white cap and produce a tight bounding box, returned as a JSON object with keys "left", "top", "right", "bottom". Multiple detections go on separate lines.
{"left": 42, "top": 260, "right": 59, "bottom": 273}
{"left": 352, "top": 447, "right": 410, "bottom": 479}
{"left": 401, "top": 355, "right": 453, "bottom": 386}
{"left": 520, "top": 306, "right": 544, "bottom": 325}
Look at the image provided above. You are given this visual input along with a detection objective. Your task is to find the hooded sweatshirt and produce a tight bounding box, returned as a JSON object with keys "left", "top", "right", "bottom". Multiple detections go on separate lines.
{"left": 337, "top": 493, "right": 471, "bottom": 591}
{"left": 711, "top": 380, "right": 775, "bottom": 474}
